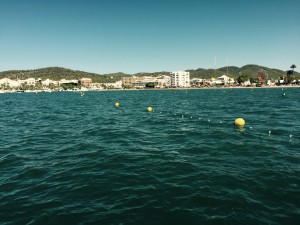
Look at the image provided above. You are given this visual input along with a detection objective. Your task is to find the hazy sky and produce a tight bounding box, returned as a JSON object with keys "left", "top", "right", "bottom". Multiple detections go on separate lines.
{"left": 0, "top": 0, "right": 299, "bottom": 74}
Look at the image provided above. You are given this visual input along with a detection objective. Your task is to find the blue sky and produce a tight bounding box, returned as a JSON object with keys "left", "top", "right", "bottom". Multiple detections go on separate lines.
{"left": 0, "top": 0, "right": 299, "bottom": 74}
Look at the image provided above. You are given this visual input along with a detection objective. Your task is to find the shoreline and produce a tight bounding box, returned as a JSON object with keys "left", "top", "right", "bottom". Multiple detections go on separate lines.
{"left": 1, "top": 84, "right": 300, "bottom": 94}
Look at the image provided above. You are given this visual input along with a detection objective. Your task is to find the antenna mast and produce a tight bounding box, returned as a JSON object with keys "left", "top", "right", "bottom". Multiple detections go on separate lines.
{"left": 227, "top": 56, "right": 229, "bottom": 75}
{"left": 214, "top": 56, "right": 217, "bottom": 77}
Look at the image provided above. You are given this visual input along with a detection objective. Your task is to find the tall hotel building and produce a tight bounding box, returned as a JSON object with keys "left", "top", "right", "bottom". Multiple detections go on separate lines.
{"left": 170, "top": 71, "right": 190, "bottom": 87}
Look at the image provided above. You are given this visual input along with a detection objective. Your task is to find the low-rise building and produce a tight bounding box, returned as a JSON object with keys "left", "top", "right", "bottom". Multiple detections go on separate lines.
{"left": 42, "top": 79, "right": 57, "bottom": 86}
{"left": 122, "top": 76, "right": 138, "bottom": 88}
{"left": 102, "top": 80, "right": 123, "bottom": 89}
{"left": 211, "top": 75, "right": 235, "bottom": 85}
{"left": 191, "top": 78, "right": 208, "bottom": 87}
{"left": 26, "top": 78, "right": 36, "bottom": 86}
{"left": 59, "top": 79, "right": 79, "bottom": 86}
{"left": 155, "top": 75, "right": 170, "bottom": 88}
{"left": 122, "top": 75, "right": 170, "bottom": 88}
{"left": 80, "top": 78, "right": 92, "bottom": 87}
{"left": 16, "top": 78, "right": 36, "bottom": 86}
{"left": 133, "top": 76, "right": 158, "bottom": 88}
{"left": 0, "top": 78, "right": 19, "bottom": 88}
{"left": 90, "top": 83, "right": 104, "bottom": 90}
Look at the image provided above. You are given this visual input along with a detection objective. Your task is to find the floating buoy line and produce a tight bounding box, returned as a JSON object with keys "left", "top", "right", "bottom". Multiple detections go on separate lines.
{"left": 111, "top": 102, "right": 296, "bottom": 140}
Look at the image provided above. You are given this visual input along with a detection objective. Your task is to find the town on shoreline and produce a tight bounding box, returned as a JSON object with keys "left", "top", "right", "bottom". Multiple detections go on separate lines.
{"left": 1, "top": 70, "right": 299, "bottom": 94}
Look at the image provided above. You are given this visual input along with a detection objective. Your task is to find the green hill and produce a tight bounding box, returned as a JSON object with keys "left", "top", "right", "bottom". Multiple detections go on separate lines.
{"left": 188, "top": 64, "right": 299, "bottom": 80}
{"left": 0, "top": 67, "right": 130, "bottom": 83}
{"left": 0, "top": 65, "right": 298, "bottom": 82}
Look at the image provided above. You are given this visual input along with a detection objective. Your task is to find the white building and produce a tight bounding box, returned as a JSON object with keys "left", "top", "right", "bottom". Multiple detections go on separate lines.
{"left": 0, "top": 78, "right": 19, "bottom": 88}
{"left": 0, "top": 78, "right": 38, "bottom": 88}
{"left": 211, "top": 75, "right": 235, "bottom": 86}
{"left": 132, "top": 76, "right": 156, "bottom": 88}
{"left": 16, "top": 78, "right": 36, "bottom": 86}
{"left": 102, "top": 80, "right": 123, "bottom": 89}
{"left": 59, "top": 79, "right": 79, "bottom": 86}
{"left": 42, "top": 79, "right": 57, "bottom": 86}
{"left": 191, "top": 78, "right": 208, "bottom": 86}
{"left": 26, "top": 78, "right": 36, "bottom": 86}
{"left": 170, "top": 71, "right": 190, "bottom": 87}
{"left": 155, "top": 75, "right": 170, "bottom": 88}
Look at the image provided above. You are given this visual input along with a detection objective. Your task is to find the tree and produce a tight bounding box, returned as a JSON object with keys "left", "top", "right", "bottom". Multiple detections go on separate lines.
{"left": 291, "top": 64, "right": 296, "bottom": 71}
{"left": 249, "top": 77, "right": 256, "bottom": 84}
{"left": 286, "top": 70, "right": 293, "bottom": 83}
{"left": 256, "top": 69, "right": 267, "bottom": 84}
{"left": 237, "top": 74, "right": 249, "bottom": 84}
{"left": 287, "top": 65, "right": 296, "bottom": 83}
{"left": 145, "top": 82, "right": 155, "bottom": 88}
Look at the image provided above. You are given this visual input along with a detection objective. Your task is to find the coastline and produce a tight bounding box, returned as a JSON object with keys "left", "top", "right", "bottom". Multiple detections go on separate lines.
{"left": 1, "top": 84, "right": 300, "bottom": 94}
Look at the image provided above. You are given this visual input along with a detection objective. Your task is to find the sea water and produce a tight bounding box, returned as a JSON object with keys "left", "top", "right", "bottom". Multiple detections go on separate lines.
{"left": 0, "top": 88, "right": 299, "bottom": 225}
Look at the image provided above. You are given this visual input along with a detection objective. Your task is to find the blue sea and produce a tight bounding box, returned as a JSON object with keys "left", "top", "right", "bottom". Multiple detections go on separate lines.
{"left": 1, "top": 88, "right": 300, "bottom": 225}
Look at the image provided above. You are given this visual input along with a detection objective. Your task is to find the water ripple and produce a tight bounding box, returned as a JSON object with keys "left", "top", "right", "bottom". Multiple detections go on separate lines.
{"left": 1, "top": 89, "right": 300, "bottom": 224}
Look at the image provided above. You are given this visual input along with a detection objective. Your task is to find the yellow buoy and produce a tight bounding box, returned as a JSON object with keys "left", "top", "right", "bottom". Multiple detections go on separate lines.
{"left": 147, "top": 107, "right": 153, "bottom": 112}
{"left": 234, "top": 118, "right": 245, "bottom": 126}
{"left": 115, "top": 102, "right": 120, "bottom": 108}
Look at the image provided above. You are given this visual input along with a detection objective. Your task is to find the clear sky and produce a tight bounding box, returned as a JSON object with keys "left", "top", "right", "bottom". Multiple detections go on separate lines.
{"left": 0, "top": 0, "right": 299, "bottom": 74}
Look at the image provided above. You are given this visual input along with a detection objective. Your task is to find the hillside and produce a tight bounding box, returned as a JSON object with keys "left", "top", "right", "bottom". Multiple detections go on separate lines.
{"left": 0, "top": 67, "right": 130, "bottom": 83}
{"left": 0, "top": 65, "right": 299, "bottom": 83}
{"left": 188, "top": 64, "right": 299, "bottom": 80}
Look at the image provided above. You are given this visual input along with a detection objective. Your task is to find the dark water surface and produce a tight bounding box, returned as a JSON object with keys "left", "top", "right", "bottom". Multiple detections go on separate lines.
{"left": 1, "top": 88, "right": 300, "bottom": 225}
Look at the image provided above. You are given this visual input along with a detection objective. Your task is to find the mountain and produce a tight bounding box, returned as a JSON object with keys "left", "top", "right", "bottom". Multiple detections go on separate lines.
{"left": 0, "top": 65, "right": 299, "bottom": 83}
